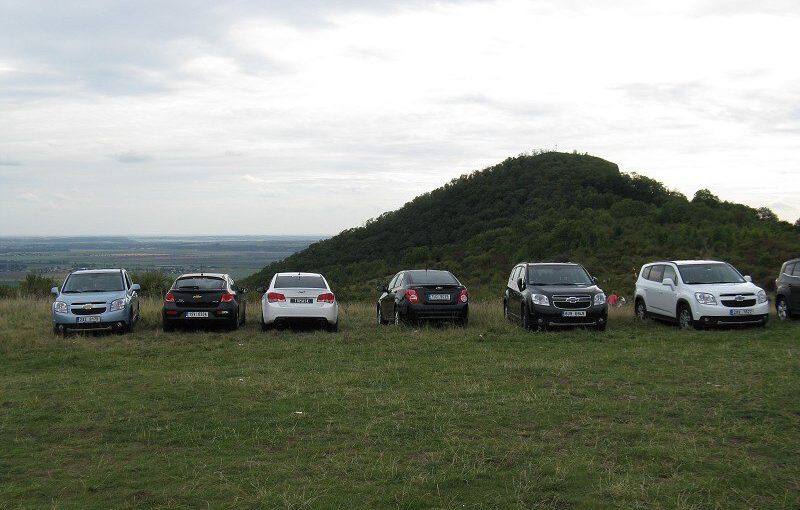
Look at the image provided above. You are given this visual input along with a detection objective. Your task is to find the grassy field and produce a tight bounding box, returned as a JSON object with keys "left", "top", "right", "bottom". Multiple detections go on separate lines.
{"left": 0, "top": 298, "right": 798, "bottom": 509}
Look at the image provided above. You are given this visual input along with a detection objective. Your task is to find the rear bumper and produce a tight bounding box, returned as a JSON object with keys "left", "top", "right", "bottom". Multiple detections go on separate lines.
{"left": 163, "top": 302, "right": 239, "bottom": 323}
{"left": 529, "top": 304, "right": 608, "bottom": 327}
{"left": 406, "top": 302, "right": 468, "bottom": 320}
{"left": 262, "top": 302, "right": 338, "bottom": 325}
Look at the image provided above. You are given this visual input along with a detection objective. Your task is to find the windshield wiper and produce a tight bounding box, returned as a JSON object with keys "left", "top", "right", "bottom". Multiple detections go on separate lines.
{"left": 62, "top": 290, "right": 81, "bottom": 293}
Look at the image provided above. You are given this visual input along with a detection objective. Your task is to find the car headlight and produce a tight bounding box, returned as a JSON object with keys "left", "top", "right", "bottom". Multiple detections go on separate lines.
{"left": 54, "top": 301, "right": 68, "bottom": 314}
{"left": 694, "top": 292, "right": 717, "bottom": 305}
{"left": 594, "top": 293, "right": 606, "bottom": 305}
{"left": 756, "top": 290, "right": 767, "bottom": 304}
{"left": 110, "top": 298, "right": 127, "bottom": 311}
{"left": 531, "top": 294, "right": 550, "bottom": 306}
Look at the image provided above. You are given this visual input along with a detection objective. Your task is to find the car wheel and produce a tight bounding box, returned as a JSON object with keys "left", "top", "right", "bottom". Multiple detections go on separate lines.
{"left": 595, "top": 323, "right": 607, "bottom": 332}
{"left": 228, "top": 312, "right": 240, "bottom": 331}
{"left": 503, "top": 301, "right": 510, "bottom": 322}
{"left": 240, "top": 307, "right": 246, "bottom": 325}
{"left": 377, "top": 306, "right": 386, "bottom": 325}
{"left": 459, "top": 314, "right": 469, "bottom": 327}
{"left": 260, "top": 318, "right": 271, "bottom": 331}
{"left": 327, "top": 321, "right": 339, "bottom": 332}
{"left": 635, "top": 299, "right": 647, "bottom": 321}
{"left": 52, "top": 325, "right": 62, "bottom": 336}
{"left": 394, "top": 308, "right": 402, "bottom": 326}
{"left": 776, "top": 297, "right": 789, "bottom": 321}
{"left": 678, "top": 305, "right": 694, "bottom": 330}
{"left": 126, "top": 309, "right": 135, "bottom": 333}
{"left": 163, "top": 322, "right": 174, "bottom": 332}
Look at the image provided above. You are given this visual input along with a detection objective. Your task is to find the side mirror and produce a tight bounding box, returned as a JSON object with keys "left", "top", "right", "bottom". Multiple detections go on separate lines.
{"left": 377, "top": 285, "right": 389, "bottom": 293}
{"left": 130, "top": 283, "right": 141, "bottom": 292}
{"left": 51, "top": 286, "right": 59, "bottom": 296}
{"left": 744, "top": 275, "right": 752, "bottom": 282}
{"left": 662, "top": 278, "right": 675, "bottom": 288}
{"left": 240, "top": 288, "right": 247, "bottom": 293}
{"left": 592, "top": 276, "right": 598, "bottom": 285}
{"left": 516, "top": 277, "right": 525, "bottom": 291}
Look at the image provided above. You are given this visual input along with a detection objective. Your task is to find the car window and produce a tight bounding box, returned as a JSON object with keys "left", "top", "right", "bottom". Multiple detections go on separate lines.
{"left": 783, "top": 262, "right": 794, "bottom": 276}
{"left": 274, "top": 275, "right": 327, "bottom": 289}
{"left": 648, "top": 265, "right": 664, "bottom": 282}
{"left": 508, "top": 267, "right": 518, "bottom": 286}
{"left": 388, "top": 274, "right": 399, "bottom": 289}
{"left": 641, "top": 266, "right": 651, "bottom": 280}
{"left": 662, "top": 265, "right": 677, "bottom": 283}
{"left": 527, "top": 264, "right": 592, "bottom": 286}
{"left": 174, "top": 276, "right": 226, "bottom": 290}
{"left": 405, "top": 270, "right": 459, "bottom": 285}
{"left": 677, "top": 263, "right": 745, "bottom": 284}
{"left": 124, "top": 272, "right": 132, "bottom": 289}
{"left": 62, "top": 272, "right": 125, "bottom": 293}
{"left": 395, "top": 273, "right": 404, "bottom": 289}
{"left": 793, "top": 264, "right": 800, "bottom": 277}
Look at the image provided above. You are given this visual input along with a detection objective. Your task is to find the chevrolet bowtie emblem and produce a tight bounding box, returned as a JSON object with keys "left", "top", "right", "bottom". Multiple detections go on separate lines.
{"left": 82, "top": 303, "right": 93, "bottom": 310}
{"left": 567, "top": 297, "right": 578, "bottom": 303}
{"left": 735, "top": 295, "right": 744, "bottom": 301}
{"left": 193, "top": 295, "right": 202, "bottom": 299}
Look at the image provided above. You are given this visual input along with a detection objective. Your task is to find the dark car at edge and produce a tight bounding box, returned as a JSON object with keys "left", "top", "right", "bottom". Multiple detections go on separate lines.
{"left": 162, "top": 273, "right": 247, "bottom": 331}
{"left": 377, "top": 269, "right": 468, "bottom": 325}
{"left": 504, "top": 262, "right": 608, "bottom": 331}
{"left": 775, "top": 258, "right": 800, "bottom": 320}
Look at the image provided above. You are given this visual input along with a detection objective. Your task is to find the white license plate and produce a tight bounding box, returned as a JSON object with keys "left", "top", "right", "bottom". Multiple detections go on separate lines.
{"left": 428, "top": 294, "right": 450, "bottom": 301}
{"left": 729, "top": 309, "right": 753, "bottom": 316}
{"left": 186, "top": 311, "right": 209, "bottom": 318}
{"left": 562, "top": 311, "right": 587, "bottom": 317}
{"left": 77, "top": 316, "right": 101, "bottom": 323}
{"left": 290, "top": 298, "right": 314, "bottom": 304}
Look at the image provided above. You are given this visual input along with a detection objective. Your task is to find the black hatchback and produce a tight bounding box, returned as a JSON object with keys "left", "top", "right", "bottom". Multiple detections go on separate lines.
{"left": 775, "top": 258, "right": 800, "bottom": 320}
{"left": 162, "top": 273, "right": 247, "bottom": 331}
{"left": 377, "top": 269, "right": 468, "bottom": 325}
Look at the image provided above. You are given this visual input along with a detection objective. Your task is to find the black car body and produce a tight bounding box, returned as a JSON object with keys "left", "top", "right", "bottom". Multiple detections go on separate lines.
{"left": 377, "top": 269, "right": 468, "bottom": 325}
{"left": 504, "top": 262, "right": 608, "bottom": 331}
{"left": 775, "top": 258, "right": 800, "bottom": 320}
{"left": 162, "top": 273, "right": 246, "bottom": 330}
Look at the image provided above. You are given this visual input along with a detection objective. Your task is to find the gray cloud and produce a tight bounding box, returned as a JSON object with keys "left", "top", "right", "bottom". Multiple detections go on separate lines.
{"left": 112, "top": 151, "right": 154, "bottom": 164}
{"left": 0, "top": 156, "right": 22, "bottom": 166}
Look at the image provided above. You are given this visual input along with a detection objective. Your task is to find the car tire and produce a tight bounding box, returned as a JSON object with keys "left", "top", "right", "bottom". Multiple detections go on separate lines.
{"left": 240, "top": 307, "right": 246, "bottom": 326}
{"left": 635, "top": 299, "right": 647, "bottom": 321}
{"left": 228, "top": 312, "right": 240, "bottom": 331}
{"left": 260, "top": 319, "right": 271, "bottom": 331}
{"left": 678, "top": 304, "right": 695, "bottom": 330}
{"left": 163, "top": 322, "right": 175, "bottom": 332}
{"left": 327, "top": 321, "right": 339, "bottom": 332}
{"left": 377, "top": 306, "right": 386, "bottom": 325}
{"left": 459, "top": 315, "right": 468, "bottom": 327}
{"left": 595, "top": 323, "right": 607, "bottom": 332}
{"left": 521, "top": 305, "right": 533, "bottom": 330}
{"left": 776, "top": 297, "right": 790, "bottom": 321}
{"left": 52, "top": 325, "right": 62, "bottom": 336}
{"left": 126, "top": 309, "right": 135, "bottom": 333}
{"left": 394, "top": 308, "right": 403, "bottom": 326}
{"left": 503, "top": 301, "right": 510, "bottom": 322}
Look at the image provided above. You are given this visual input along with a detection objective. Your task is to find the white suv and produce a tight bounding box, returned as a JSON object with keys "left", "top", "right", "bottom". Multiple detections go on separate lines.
{"left": 634, "top": 260, "right": 768, "bottom": 329}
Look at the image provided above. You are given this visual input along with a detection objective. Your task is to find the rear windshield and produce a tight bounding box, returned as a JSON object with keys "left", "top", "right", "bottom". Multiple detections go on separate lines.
{"left": 405, "top": 270, "right": 459, "bottom": 285}
{"left": 677, "top": 263, "right": 745, "bottom": 284}
{"left": 274, "top": 275, "right": 327, "bottom": 289}
{"left": 63, "top": 272, "right": 125, "bottom": 293}
{"left": 527, "top": 265, "right": 592, "bottom": 286}
{"left": 174, "top": 277, "right": 226, "bottom": 290}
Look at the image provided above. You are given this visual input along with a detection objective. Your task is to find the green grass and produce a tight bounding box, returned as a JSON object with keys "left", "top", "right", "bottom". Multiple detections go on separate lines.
{"left": 0, "top": 298, "right": 798, "bottom": 509}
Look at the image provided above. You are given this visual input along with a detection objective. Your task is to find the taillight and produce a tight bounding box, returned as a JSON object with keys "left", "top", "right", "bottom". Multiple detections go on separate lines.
{"left": 405, "top": 289, "right": 419, "bottom": 304}
{"left": 267, "top": 292, "right": 285, "bottom": 302}
{"left": 317, "top": 292, "right": 335, "bottom": 303}
{"left": 459, "top": 288, "right": 469, "bottom": 303}
{"left": 221, "top": 292, "right": 235, "bottom": 302}
{"left": 165, "top": 291, "right": 175, "bottom": 302}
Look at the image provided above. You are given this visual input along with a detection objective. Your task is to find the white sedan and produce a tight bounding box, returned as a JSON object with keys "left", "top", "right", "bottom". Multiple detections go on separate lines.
{"left": 260, "top": 272, "right": 339, "bottom": 331}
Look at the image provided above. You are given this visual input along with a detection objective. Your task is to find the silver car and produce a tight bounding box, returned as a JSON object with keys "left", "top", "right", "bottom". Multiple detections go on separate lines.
{"left": 51, "top": 269, "right": 141, "bottom": 334}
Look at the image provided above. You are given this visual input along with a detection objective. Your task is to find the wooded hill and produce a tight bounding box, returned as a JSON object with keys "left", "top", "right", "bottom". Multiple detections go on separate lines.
{"left": 243, "top": 152, "right": 800, "bottom": 299}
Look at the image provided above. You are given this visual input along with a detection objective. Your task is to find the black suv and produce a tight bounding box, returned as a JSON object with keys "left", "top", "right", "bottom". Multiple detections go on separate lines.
{"left": 377, "top": 269, "right": 468, "bottom": 325}
{"left": 504, "top": 262, "right": 608, "bottom": 331}
{"left": 163, "top": 273, "right": 247, "bottom": 331}
{"left": 775, "top": 258, "right": 800, "bottom": 320}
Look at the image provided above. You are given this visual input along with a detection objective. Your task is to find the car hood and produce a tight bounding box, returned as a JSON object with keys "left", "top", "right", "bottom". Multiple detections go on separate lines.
{"left": 528, "top": 284, "right": 603, "bottom": 295}
{"left": 58, "top": 291, "right": 128, "bottom": 303}
{"left": 687, "top": 282, "right": 761, "bottom": 295}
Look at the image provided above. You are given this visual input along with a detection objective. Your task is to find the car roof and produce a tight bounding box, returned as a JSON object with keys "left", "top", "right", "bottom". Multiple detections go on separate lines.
{"left": 275, "top": 272, "right": 323, "bottom": 277}
{"left": 521, "top": 262, "right": 581, "bottom": 266}
{"left": 71, "top": 268, "right": 124, "bottom": 274}
{"left": 671, "top": 260, "right": 725, "bottom": 265}
{"left": 176, "top": 273, "right": 228, "bottom": 278}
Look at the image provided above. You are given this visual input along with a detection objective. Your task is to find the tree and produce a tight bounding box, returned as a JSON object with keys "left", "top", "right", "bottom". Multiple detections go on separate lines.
{"left": 692, "top": 189, "right": 720, "bottom": 204}
{"left": 756, "top": 207, "right": 778, "bottom": 222}
{"left": 794, "top": 218, "right": 800, "bottom": 231}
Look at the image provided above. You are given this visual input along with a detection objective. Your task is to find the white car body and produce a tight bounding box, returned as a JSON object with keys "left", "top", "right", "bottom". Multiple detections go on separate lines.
{"left": 260, "top": 272, "right": 339, "bottom": 329}
{"left": 634, "top": 259, "right": 769, "bottom": 328}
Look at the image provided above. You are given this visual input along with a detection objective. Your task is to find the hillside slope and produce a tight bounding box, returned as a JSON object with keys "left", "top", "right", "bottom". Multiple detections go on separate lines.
{"left": 243, "top": 152, "right": 800, "bottom": 299}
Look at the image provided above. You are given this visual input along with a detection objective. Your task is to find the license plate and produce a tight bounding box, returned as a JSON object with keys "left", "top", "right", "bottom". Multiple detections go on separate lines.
{"left": 186, "top": 311, "right": 209, "bottom": 318}
{"left": 729, "top": 309, "right": 753, "bottom": 316}
{"left": 77, "top": 316, "right": 101, "bottom": 323}
{"left": 290, "top": 298, "right": 314, "bottom": 304}
{"left": 562, "top": 311, "right": 586, "bottom": 317}
{"left": 427, "top": 294, "right": 450, "bottom": 301}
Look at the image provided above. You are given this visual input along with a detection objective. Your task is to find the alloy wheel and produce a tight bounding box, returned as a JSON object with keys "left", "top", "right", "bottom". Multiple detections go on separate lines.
{"left": 636, "top": 301, "right": 647, "bottom": 320}
{"left": 678, "top": 307, "right": 693, "bottom": 329}
{"left": 777, "top": 298, "right": 789, "bottom": 320}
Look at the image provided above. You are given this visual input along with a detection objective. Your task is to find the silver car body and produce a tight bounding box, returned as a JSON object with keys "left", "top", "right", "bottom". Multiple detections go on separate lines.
{"left": 51, "top": 268, "right": 140, "bottom": 333}
{"left": 260, "top": 272, "right": 338, "bottom": 327}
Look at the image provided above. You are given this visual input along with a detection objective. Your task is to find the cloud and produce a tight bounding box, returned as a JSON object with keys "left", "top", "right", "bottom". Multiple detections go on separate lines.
{"left": 0, "top": 156, "right": 22, "bottom": 166}
{"left": 112, "top": 151, "right": 154, "bottom": 164}
{"left": 17, "top": 192, "right": 39, "bottom": 202}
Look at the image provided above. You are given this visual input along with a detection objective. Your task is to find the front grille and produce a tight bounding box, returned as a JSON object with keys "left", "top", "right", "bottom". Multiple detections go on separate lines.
{"left": 71, "top": 307, "right": 107, "bottom": 315}
{"left": 721, "top": 299, "right": 757, "bottom": 308}
{"left": 552, "top": 294, "right": 591, "bottom": 310}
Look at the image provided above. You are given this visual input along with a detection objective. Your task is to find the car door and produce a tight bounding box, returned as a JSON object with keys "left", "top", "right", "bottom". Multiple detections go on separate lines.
{"left": 231, "top": 278, "right": 245, "bottom": 318}
{"left": 653, "top": 265, "right": 678, "bottom": 317}
{"left": 124, "top": 270, "right": 139, "bottom": 318}
{"left": 791, "top": 264, "right": 800, "bottom": 311}
{"left": 507, "top": 266, "right": 523, "bottom": 317}
{"left": 380, "top": 273, "right": 400, "bottom": 318}
{"left": 645, "top": 265, "right": 666, "bottom": 314}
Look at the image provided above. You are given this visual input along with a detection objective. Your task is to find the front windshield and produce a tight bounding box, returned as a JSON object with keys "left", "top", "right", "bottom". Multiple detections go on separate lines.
{"left": 62, "top": 272, "right": 125, "bottom": 293}
{"left": 174, "top": 277, "right": 226, "bottom": 290}
{"left": 677, "top": 263, "right": 745, "bottom": 284}
{"left": 527, "top": 265, "right": 593, "bottom": 286}
{"left": 405, "top": 270, "right": 459, "bottom": 285}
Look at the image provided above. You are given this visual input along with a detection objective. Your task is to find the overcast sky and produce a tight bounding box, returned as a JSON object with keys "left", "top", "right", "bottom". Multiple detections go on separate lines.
{"left": 1, "top": 0, "right": 798, "bottom": 235}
